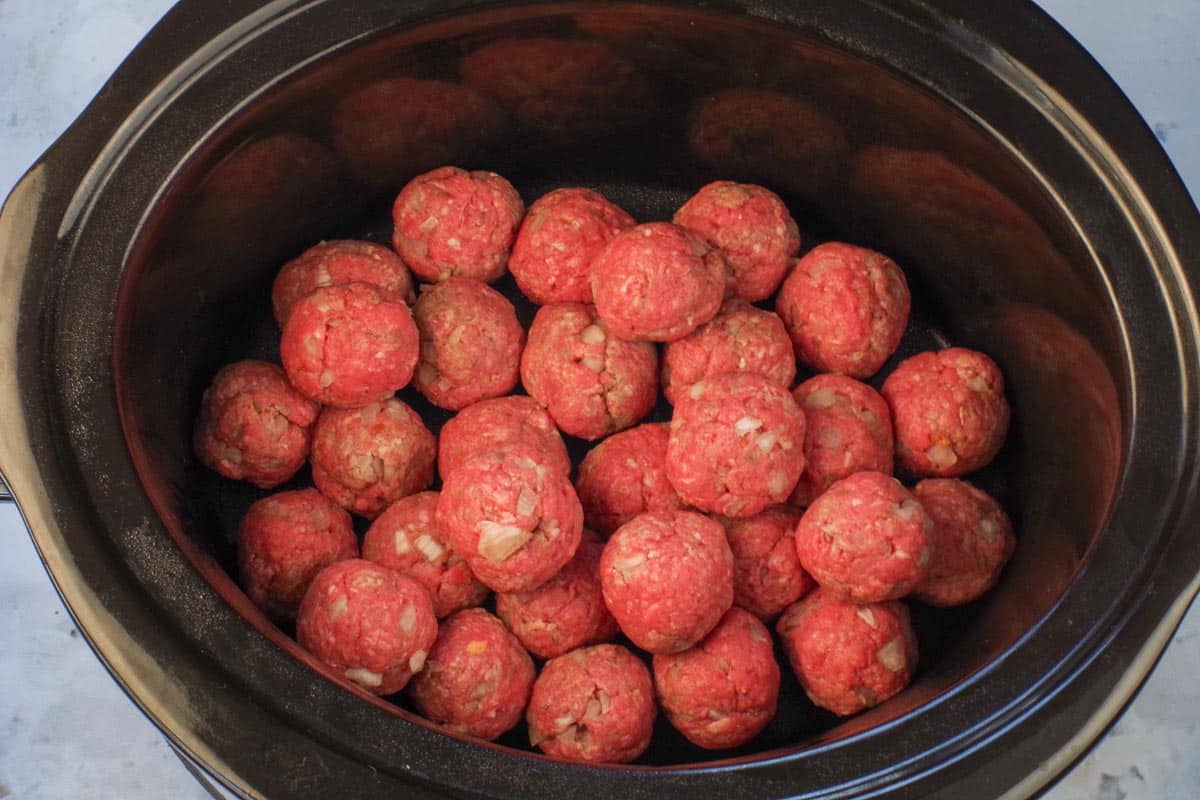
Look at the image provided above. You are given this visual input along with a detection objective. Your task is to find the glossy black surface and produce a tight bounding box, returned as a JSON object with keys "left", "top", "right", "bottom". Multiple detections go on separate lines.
{"left": 2, "top": 0, "right": 1199, "bottom": 798}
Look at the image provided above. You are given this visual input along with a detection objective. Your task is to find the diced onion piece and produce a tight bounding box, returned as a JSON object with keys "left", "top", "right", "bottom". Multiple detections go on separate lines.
{"left": 895, "top": 500, "right": 922, "bottom": 520}
{"left": 393, "top": 530, "right": 412, "bottom": 555}
{"left": 345, "top": 667, "right": 383, "bottom": 688}
{"left": 876, "top": 637, "right": 907, "bottom": 672}
{"left": 398, "top": 604, "right": 418, "bottom": 635}
{"left": 414, "top": 533, "right": 445, "bottom": 563}
{"left": 856, "top": 606, "right": 877, "bottom": 628}
{"left": 477, "top": 521, "right": 532, "bottom": 563}
{"left": 734, "top": 416, "right": 763, "bottom": 434}
{"left": 926, "top": 444, "right": 958, "bottom": 469}
{"left": 516, "top": 487, "right": 539, "bottom": 517}
{"left": 804, "top": 388, "right": 838, "bottom": 408}
{"left": 580, "top": 324, "right": 606, "bottom": 344}
{"left": 409, "top": 649, "right": 428, "bottom": 673}
{"left": 329, "top": 595, "right": 348, "bottom": 621}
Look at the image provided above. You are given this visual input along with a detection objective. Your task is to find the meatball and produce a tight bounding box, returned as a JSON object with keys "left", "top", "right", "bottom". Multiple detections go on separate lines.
{"left": 882, "top": 347, "right": 1010, "bottom": 476}
{"left": 776, "top": 588, "right": 918, "bottom": 716}
{"left": 574, "top": 423, "right": 683, "bottom": 535}
{"left": 296, "top": 559, "right": 438, "bottom": 695}
{"left": 667, "top": 373, "right": 806, "bottom": 518}
{"left": 330, "top": 77, "right": 505, "bottom": 190}
{"left": 526, "top": 644, "right": 656, "bottom": 764}
{"left": 776, "top": 242, "right": 910, "bottom": 378}
{"left": 411, "top": 278, "right": 525, "bottom": 410}
{"left": 237, "top": 488, "right": 358, "bottom": 621}
{"left": 193, "top": 360, "right": 318, "bottom": 488}
{"left": 362, "top": 492, "right": 489, "bottom": 619}
{"left": 794, "top": 471, "right": 932, "bottom": 603}
{"left": 510, "top": 187, "right": 635, "bottom": 304}
{"left": 590, "top": 222, "right": 727, "bottom": 342}
{"left": 673, "top": 181, "right": 800, "bottom": 301}
{"left": 437, "top": 445, "right": 584, "bottom": 593}
{"left": 280, "top": 282, "right": 419, "bottom": 408}
{"left": 661, "top": 300, "right": 796, "bottom": 405}
{"left": 310, "top": 399, "right": 436, "bottom": 519}
{"left": 408, "top": 608, "right": 536, "bottom": 741}
{"left": 912, "top": 479, "right": 1016, "bottom": 607}
{"left": 496, "top": 539, "right": 619, "bottom": 659}
{"left": 652, "top": 608, "right": 780, "bottom": 749}
{"left": 720, "top": 505, "right": 813, "bottom": 620}
{"left": 437, "top": 395, "right": 570, "bottom": 482}
{"left": 272, "top": 239, "right": 415, "bottom": 326}
{"left": 391, "top": 166, "right": 524, "bottom": 284}
{"left": 791, "top": 374, "right": 894, "bottom": 507}
{"left": 520, "top": 303, "right": 658, "bottom": 440}
{"left": 599, "top": 510, "right": 734, "bottom": 654}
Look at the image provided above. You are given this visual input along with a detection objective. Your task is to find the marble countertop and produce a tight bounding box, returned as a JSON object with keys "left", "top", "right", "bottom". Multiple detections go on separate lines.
{"left": 1, "top": 2, "right": 1197, "bottom": 798}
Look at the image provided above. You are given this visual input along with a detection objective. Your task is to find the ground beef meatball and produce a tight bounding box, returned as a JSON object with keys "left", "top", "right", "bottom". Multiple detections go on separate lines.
{"left": 391, "top": 166, "right": 524, "bottom": 283}
{"left": 652, "top": 607, "right": 779, "bottom": 749}
{"left": 438, "top": 445, "right": 584, "bottom": 593}
{"left": 720, "top": 505, "right": 812, "bottom": 620}
{"left": 661, "top": 300, "right": 796, "bottom": 405}
{"left": 776, "top": 588, "right": 918, "bottom": 716}
{"left": 362, "top": 491, "right": 489, "bottom": 618}
{"left": 912, "top": 479, "right": 1016, "bottom": 607}
{"left": 193, "top": 360, "right": 319, "bottom": 488}
{"left": 590, "top": 222, "right": 727, "bottom": 342}
{"left": 794, "top": 471, "right": 932, "bottom": 603}
{"left": 437, "top": 395, "right": 571, "bottom": 482}
{"left": 310, "top": 399, "right": 436, "bottom": 519}
{"left": 526, "top": 644, "right": 656, "bottom": 764}
{"left": 510, "top": 187, "right": 635, "bottom": 304}
{"left": 237, "top": 488, "right": 358, "bottom": 622}
{"left": 791, "top": 374, "right": 894, "bottom": 507}
{"left": 297, "top": 559, "right": 438, "bottom": 695}
{"left": 411, "top": 278, "right": 525, "bottom": 410}
{"left": 600, "top": 510, "right": 734, "bottom": 654}
{"left": 496, "top": 539, "right": 619, "bottom": 659}
{"left": 574, "top": 423, "right": 683, "bottom": 535}
{"left": 882, "top": 347, "right": 1010, "bottom": 477}
{"left": 520, "top": 303, "right": 658, "bottom": 440}
{"left": 280, "top": 282, "right": 419, "bottom": 408}
{"left": 330, "top": 77, "right": 506, "bottom": 190}
{"left": 673, "top": 181, "right": 800, "bottom": 302}
{"left": 667, "top": 373, "right": 806, "bottom": 518}
{"left": 776, "top": 242, "right": 910, "bottom": 379}
{"left": 408, "top": 608, "right": 535, "bottom": 741}
{"left": 272, "top": 239, "right": 415, "bottom": 326}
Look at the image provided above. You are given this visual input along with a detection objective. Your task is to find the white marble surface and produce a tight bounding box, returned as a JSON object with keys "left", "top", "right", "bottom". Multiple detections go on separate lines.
{"left": 0, "top": 2, "right": 1197, "bottom": 798}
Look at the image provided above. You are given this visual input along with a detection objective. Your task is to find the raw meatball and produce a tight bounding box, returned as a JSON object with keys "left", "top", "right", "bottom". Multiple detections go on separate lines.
{"left": 412, "top": 278, "right": 525, "bottom": 410}
{"left": 437, "top": 395, "right": 570, "bottom": 482}
{"left": 652, "top": 608, "right": 780, "bottom": 749}
{"left": 496, "top": 539, "right": 619, "bottom": 659}
{"left": 776, "top": 242, "right": 910, "bottom": 378}
{"left": 599, "top": 510, "right": 734, "bottom": 654}
{"left": 310, "top": 399, "right": 436, "bottom": 519}
{"left": 272, "top": 240, "right": 415, "bottom": 326}
{"left": 882, "top": 347, "right": 1010, "bottom": 476}
{"left": 437, "top": 445, "right": 584, "bottom": 593}
{"left": 673, "top": 181, "right": 800, "bottom": 301}
{"left": 362, "top": 492, "right": 489, "bottom": 618}
{"left": 510, "top": 187, "right": 635, "bottom": 304}
{"left": 574, "top": 423, "right": 683, "bottom": 535}
{"left": 237, "top": 488, "right": 358, "bottom": 621}
{"left": 720, "top": 505, "right": 813, "bottom": 620}
{"left": 330, "top": 77, "right": 505, "bottom": 190}
{"left": 296, "top": 559, "right": 438, "bottom": 695}
{"left": 661, "top": 300, "right": 796, "bottom": 405}
{"left": 667, "top": 373, "right": 806, "bottom": 518}
{"left": 791, "top": 374, "right": 894, "bottom": 506}
{"left": 520, "top": 303, "right": 658, "bottom": 440}
{"left": 794, "top": 471, "right": 932, "bottom": 603}
{"left": 193, "top": 360, "right": 318, "bottom": 488}
{"left": 280, "top": 282, "right": 419, "bottom": 408}
{"left": 912, "top": 479, "right": 1016, "bottom": 607}
{"left": 590, "top": 222, "right": 727, "bottom": 342}
{"left": 776, "top": 588, "right": 918, "bottom": 716}
{"left": 408, "top": 608, "right": 536, "bottom": 740}
{"left": 526, "top": 644, "right": 656, "bottom": 764}
{"left": 391, "top": 166, "right": 524, "bottom": 283}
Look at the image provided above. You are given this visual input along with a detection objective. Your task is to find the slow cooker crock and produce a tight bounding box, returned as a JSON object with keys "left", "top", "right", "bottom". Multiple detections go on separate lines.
{"left": 1, "top": 1, "right": 1198, "bottom": 798}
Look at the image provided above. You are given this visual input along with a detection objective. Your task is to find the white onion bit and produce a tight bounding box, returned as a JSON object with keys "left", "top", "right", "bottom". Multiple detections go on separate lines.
{"left": 398, "top": 605, "right": 418, "bottom": 635}
{"left": 393, "top": 530, "right": 412, "bottom": 555}
{"left": 414, "top": 533, "right": 445, "bottom": 562}
{"left": 344, "top": 667, "right": 383, "bottom": 688}
{"left": 329, "top": 595, "right": 348, "bottom": 621}
{"left": 580, "top": 324, "right": 607, "bottom": 345}
{"left": 409, "top": 649, "right": 428, "bottom": 674}
{"left": 477, "top": 522, "right": 532, "bottom": 563}
{"left": 877, "top": 638, "right": 907, "bottom": 672}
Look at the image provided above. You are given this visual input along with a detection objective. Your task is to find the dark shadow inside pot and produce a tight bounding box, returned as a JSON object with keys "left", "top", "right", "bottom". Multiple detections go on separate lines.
{"left": 114, "top": 3, "right": 1125, "bottom": 767}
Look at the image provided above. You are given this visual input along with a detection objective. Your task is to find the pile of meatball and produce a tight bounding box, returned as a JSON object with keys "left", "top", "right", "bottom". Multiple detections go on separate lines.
{"left": 194, "top": 165, "right": 1015, "bottom": 764}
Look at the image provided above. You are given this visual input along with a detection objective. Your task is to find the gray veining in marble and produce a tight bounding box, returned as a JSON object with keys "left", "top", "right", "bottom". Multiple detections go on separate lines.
{"left": 0, "top": 1, "right": 1197, "bottom": 798}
